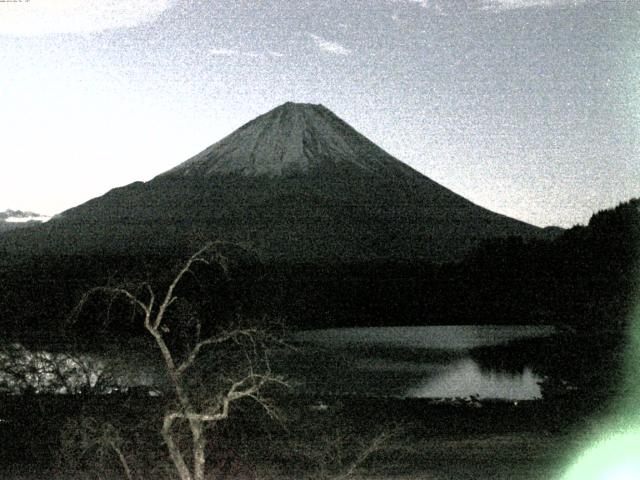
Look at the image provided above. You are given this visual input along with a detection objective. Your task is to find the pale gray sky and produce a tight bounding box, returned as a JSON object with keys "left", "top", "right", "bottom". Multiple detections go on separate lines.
{"left": 1, "top": 0, "right": 638, "bottom": 227}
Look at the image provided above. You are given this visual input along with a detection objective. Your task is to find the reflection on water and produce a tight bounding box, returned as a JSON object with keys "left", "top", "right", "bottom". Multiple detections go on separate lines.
{"left": 0, "top": 326, "right": 553, "bottom": 399}
{"left": 405, "top": 358, "right": 542, "bottom": 400}
{"left": 288, "top": 326, "right": 555, "bottom": 400}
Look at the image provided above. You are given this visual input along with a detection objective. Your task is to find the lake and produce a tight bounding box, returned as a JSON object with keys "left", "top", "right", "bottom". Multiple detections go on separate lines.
{"left": 285, "top": 325, "right": 557, "bottom": 401}
{"left": 0, "top": 325, "right": 556, "bottom": 399}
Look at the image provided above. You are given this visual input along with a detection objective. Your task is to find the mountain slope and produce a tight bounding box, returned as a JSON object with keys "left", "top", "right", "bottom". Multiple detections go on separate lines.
{"left": 0, "top": 102, "right": 551, "bottom": 263}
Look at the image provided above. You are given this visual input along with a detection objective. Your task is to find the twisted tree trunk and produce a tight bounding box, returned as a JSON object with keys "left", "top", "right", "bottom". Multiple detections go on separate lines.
{"left": 191, "top": 420, "right": 206, "bottom": 480}
{"left": 163, "top": 414, "right": 193, "bottom": 480}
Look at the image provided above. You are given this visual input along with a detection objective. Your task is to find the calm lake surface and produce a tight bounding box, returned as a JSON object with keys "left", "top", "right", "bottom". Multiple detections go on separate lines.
{"left": 286, "top": 326, "right": 556, "bottom": 401}
{"left": 0, "top": 326, "right": 556, "bottom": 399}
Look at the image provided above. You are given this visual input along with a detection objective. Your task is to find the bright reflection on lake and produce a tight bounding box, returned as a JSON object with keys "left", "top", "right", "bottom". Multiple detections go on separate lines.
{"left": 287, "top": 326, "right": 555, "bottom": 400}
{"left": 405, "top": 358, "right": 542, "bottom": 400}
{"left": 1, "top": 326, "right": 555, "bottom": 399}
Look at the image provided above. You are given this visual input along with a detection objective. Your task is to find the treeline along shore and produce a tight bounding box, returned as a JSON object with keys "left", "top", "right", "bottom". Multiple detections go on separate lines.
{"left": 0, "top": 199, "right": 637, "bottom": 335}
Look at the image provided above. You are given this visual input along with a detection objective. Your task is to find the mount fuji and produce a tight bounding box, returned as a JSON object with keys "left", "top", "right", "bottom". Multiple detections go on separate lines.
{"left": 0, "top": 102, "right": 551, "bottom": 262}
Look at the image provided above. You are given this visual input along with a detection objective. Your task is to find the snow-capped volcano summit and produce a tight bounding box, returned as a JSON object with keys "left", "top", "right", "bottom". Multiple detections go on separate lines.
{"left": 163, "top": 102, "right": 418, "bottom": 178}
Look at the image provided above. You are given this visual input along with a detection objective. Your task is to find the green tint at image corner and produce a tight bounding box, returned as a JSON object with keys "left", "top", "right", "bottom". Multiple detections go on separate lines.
{"left": 561, "top": 431, "right": 640, "bottom": 480}
{"left": 561, "top": 228, "right": 640, "bottom": 480}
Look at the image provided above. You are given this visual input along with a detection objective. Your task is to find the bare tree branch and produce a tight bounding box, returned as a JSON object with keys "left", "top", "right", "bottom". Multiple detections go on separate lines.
{"left": 176, "top": 327, "right": 260, "bottom": 374}
{"left": 68, "top": 241, "right": 287, "bottom": 480}
{"left": 154, "top": 242, "right": 219, "bottom": 331}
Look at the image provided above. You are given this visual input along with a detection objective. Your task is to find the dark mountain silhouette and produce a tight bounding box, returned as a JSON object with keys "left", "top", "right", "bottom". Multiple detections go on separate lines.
{"left": 0, "top": 102, "right": 553, "bottom": 262}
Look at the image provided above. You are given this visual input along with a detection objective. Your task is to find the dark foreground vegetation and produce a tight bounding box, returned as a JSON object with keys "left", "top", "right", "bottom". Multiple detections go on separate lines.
{"left": 0, "top": 391, "right": 611, "bottom": 480}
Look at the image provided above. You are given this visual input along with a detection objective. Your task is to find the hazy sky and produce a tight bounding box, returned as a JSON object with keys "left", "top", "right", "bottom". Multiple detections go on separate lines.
{"left": 0, "top": 0, "right": 638, "bottom": 227}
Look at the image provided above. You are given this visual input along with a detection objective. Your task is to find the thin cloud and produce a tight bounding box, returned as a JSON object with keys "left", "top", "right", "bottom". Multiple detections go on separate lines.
{"left": 481, "top": 0, "right": 589, "bottom": 10}
{"left": 391, "top": 0, "right": 430, "bottom": 6}
{"left": 0, "top": 0, "right": 174, "bottom": 36}
{"left": 390, "top": 0, "right": 434, "bottom": 8}
{"left": 210, "top": 48, "right": 284, "bottom": 58}
{"left": 389, "top": 0, "right": 451, "bottom": 16}
{"left": 210, "top": 48, "right": 239, "bottom": 56}
{"left": 392, "top": 0, "right": 589, "bottom": 12}
{"left": 308, "top": 34, "right": 352, "bottom": 56}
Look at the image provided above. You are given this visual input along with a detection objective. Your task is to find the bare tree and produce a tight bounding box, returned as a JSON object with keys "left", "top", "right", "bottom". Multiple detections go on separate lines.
{"left": 70, "top": 242, "right": 287, "bottom": 480}
{"left": 60, "top": 416, "right": 136, "bottom": 480}
{"left": 0, "top": 343, "right": 112, "bottom": 395}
